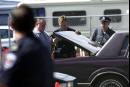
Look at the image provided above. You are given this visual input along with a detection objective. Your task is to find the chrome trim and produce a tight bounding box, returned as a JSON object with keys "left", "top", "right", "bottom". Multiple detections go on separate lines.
{"left": 77, "top": 83, "right": 91, "bottom": 85}
{"left": 90, "top": 71, "right": 129, "bottom": 84}
{"left": 77, "top": 71, "right": 129, "bottom": 86}
{"left": 99, "top": 79, "right": 123, "bottom": 87}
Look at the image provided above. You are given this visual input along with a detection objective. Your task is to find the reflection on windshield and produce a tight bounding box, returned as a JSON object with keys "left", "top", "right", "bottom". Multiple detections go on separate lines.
{"left": 0, "top": 29, "right": 13, "bottom": 39}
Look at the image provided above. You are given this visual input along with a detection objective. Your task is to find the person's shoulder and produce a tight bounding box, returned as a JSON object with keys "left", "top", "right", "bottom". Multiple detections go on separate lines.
{"left": 21, "top": 36, "right": 43, "bottom": 51}
{"left": 51, "top": 29, "right": 60, "bottom": 38}
{"left": 44, "top": 31, "right": 50, "bottom": 36}
{"left": 68, "top": 27, "right": 76, "bottom": 31}
{"left": 54, "top": 29, "right": 61, "bottom": 33}
{"left": 93, "top": 28, "right": 99, "bottom": 33}
{"left": 109, "top": 28, "right": 115, "bottom": 34}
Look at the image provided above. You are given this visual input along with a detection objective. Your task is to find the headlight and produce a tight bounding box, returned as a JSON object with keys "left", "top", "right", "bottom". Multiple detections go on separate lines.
{"left": 60, "top": 82, "right": 74, "bottom": 87}
{"left": 54, "top": 72, "right": 76, "bottom": 87}
{"left": 67, "top": 82, "right": 74, "bottom": 87}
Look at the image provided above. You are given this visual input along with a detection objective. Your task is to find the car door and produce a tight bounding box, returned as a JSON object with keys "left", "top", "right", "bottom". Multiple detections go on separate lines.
{"left": 55, "top": 56, "right": 129, "bottom": 84}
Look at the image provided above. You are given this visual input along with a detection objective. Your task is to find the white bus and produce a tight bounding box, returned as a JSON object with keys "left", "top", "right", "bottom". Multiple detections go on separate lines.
{"left": 20, "top": 0, "right": 129, "bottom": 36}
{"left": 0, "top": 0, "right": 129, "bottom": 49}
{"left": 0, "top": 0, "right": 17, "bottom": 52}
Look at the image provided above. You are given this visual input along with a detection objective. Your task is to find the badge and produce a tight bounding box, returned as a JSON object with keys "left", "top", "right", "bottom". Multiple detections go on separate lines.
{"left": 4, "top": 53, "right": 17, "bottom": 70}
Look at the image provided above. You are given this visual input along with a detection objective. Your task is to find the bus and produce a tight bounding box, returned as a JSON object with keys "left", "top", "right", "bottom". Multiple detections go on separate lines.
{"left": 0, "top": 0, "right": 18, "bottom": 52}
{"left": 20, "top": 0, "right": 129, "bottom": 36}
{"left": 0, "top": 0, "right": 129, "bottom": 50}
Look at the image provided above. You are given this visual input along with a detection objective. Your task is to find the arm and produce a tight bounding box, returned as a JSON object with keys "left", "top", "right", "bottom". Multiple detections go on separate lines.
{"left": 90, "top": 29, "right": 98, "bottom": 41}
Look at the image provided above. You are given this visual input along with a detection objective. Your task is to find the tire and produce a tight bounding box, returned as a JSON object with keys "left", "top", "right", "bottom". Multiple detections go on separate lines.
{"left": 92, "top": 75, "right": 129, "bottom": 87}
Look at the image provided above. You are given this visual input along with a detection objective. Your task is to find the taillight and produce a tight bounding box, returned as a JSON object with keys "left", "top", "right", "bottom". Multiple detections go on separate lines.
{"left": 2, "top": 47, "right": 9, "bottom": 54}
{"left": 55, "top": 82, "right": 60, "bottom": 87}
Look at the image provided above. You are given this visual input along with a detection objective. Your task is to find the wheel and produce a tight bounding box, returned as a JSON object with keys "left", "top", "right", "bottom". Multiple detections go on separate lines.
{"left": 92, "top": 75, "right": 129, "bottom": 87}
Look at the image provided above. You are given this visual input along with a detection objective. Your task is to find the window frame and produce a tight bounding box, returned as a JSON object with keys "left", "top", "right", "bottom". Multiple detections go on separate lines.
{"left": 0, "top": 9, "right": 10, "bottom": 25}
{"left": 104, "top": 9, "right": 122, "bottom": 23}
{"left": 32, "top": 8, "right": 46, "bottom": 17}
{"left": 0, "top": 29, "right": 13, "bottom": 39}
{"left": 53, "top": 10, "right": 87, "bottom": 27}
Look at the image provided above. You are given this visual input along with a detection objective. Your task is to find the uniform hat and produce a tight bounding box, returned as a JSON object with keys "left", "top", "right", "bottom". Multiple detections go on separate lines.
{"left": 99, "top": 16, "right": 111, "bottom": 22}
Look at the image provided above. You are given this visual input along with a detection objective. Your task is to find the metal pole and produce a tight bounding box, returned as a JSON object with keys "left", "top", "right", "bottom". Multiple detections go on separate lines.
{"left": 89, "top": 16, "right": 92, "bottom": 37}
{"left": 8, "top": 26, "right": 11, "bottom": 49}
{"left": 0, "top": 35, "right": 2, "bottom": 69}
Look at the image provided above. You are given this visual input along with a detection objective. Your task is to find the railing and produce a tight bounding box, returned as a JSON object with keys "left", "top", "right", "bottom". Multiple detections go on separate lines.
{"left": 35, "top": 14, "right": 129, "bottom": 37}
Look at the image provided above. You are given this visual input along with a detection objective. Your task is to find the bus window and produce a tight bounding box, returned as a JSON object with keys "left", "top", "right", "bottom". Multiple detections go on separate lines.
{"left": 104, "top": 9, "right": 122, "bottom": 23}
{"left": 0, "top": 14, "right": 8, "bottom": 25}
{"left": 53, "top": 11, "right": 86, "bottom": 26}
{"left": 0, "top": 29, "right": 13, "bottom": 39}
{"left": 32, "top": 8, "right": 45, "bottom": 17}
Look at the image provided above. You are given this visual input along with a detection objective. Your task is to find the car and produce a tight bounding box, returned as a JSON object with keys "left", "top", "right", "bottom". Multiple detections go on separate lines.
{"left": 54, "top": 31, "right": 129, "bottom": 87}
{"left": 54, "top": 72, "right": 76, "bottom": 87}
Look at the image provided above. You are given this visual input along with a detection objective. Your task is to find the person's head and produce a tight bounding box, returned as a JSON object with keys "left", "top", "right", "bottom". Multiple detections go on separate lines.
{"left": 35, "top": 18, "right": 46, "bottom": 32}
{"left": 58, "top": 15, "right": 68, "bottom": 30}
{"left": 9, "top": 4, "right": 35, "bottom": 34}
{"left": 99, "top": 16, "right": 111, "bottom": 30}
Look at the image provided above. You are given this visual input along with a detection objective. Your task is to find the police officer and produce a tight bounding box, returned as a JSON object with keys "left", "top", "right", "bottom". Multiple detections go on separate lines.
{"left": 90, "top": 16, "right": 115, "bottom": 46}
{"left": 0, "top": 4, "right": 53, "bottom": 87}
{"left": 52, "top": 15, "right": 77, "bottom": 58}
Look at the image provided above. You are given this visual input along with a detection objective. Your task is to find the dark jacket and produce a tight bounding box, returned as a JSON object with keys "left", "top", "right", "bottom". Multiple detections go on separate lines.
{"left": 91, "top": 28, "right": 115, "bottom": 46}
{"left": 0, "top": 33, "right": 54, "bottom": 87}
{"left": 52, "top": 27, "right": 76, "bottom": 58}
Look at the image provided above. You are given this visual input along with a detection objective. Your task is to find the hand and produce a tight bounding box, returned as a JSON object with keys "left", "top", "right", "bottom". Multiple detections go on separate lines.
{"left": 75, "top": 31, "right": 81, "bottom": 35}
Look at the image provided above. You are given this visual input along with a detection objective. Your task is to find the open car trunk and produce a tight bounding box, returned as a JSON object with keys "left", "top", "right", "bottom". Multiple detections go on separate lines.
{"left": 54, "top": 31, "right": 101, "bottom": 54}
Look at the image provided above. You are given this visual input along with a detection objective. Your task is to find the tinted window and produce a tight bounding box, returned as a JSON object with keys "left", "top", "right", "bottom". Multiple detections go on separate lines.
{"left": 33, "top": 8, "right": 45, "bottom": 17}
{"left": 0, "top": 14, "right": 8, "bottom": 25}
{"left": 53, "top": 11, "right": 86, "bottom": 26}
{"left": 0, "top": 29, "right": 13, "bottom": 39}
{"left": 104, "top": 9, "right": 122, "bottom": 23}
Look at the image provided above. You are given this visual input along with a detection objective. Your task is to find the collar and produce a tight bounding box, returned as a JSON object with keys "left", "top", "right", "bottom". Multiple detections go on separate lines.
{"left": 33, "top": 27, "right": 41, "bottom": 33}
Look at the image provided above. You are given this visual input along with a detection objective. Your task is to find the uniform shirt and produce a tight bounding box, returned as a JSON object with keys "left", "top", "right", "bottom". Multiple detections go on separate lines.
{"left": 52, "top": 27, "right": 76, "bottom": 58}
{"left": 33, "top": 28, "right": 51, "bottom": 52}
{"left": 0, "top": 33, "right": 53, "bottom": 87}
{"left": 91, "top": 28, "right": 115, "bottom": 46}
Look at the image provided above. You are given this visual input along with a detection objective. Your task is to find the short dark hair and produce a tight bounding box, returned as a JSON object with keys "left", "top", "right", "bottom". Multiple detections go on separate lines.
{"left": 10, "top": 4, "right": 35, "bottom": 33}
{"left": 36, "top": 18, "right": 46, "bottom": 24}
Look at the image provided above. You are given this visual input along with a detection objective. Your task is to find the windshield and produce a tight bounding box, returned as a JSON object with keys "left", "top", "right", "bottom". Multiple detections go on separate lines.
{"left": 0, "top": 29, "right": 13, "bottom": 39}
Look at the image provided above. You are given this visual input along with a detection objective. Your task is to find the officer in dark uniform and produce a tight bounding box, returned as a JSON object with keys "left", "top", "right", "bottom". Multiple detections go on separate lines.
{"left": 90, "top": 16, "right": 115, "bottom": 46}
{"left": 0, "top": 4, "right": 53, "bottom": 87}
{"left": 52, "top": 16, "right": 78, "bottom": 58}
